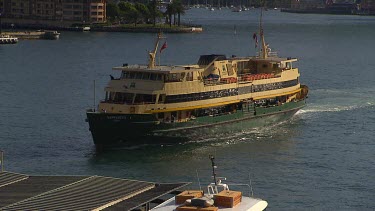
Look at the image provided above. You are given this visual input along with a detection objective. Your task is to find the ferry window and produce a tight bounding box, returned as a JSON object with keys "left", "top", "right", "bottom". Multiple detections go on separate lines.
{"left": 121, "top": 71, "right": 129, "bottom": 79}
{"left": 150, "top": 73, "right": 157, "bottom": 80}
{"left": 109, "top": 92, "right": 115, "bottom": 101}
{"left": 158, "top": 112, "right": 164, "bottom": 119}
{"left": 227, "top": 64, "right": 234, "bottom": 76}
{"left": 159, "top": 94, "right": 165, "bottom": 103}
{"left": 166, "top": 73, "right": 179, "bottom": 82}
{"left": 186, "top": 72, "right": 193, "bottom": 81}
{"left": 142, "top": 72, "right": 151, "bottom": 80}
{"left": 156, "top": 74, "right": 162, "bottom": 81}
{"left": 237, "top": 61, "right": 250, "bottom": 74}
{"left": 134, "top": 94, "right": 156, "bottom": 104}
{"left": 135, "top": 72, "right": 143, "bottom": 79}
{"left": 114, "top": 92, "right": 122, "bottom": 102}
{"left": 123, "top": 93, "right": 134, "bottom": 104}
{"left": 222, "top": 65, "right": 227, "bottom": 72}
{"left": 172, "top": 74, "right": 177, "bottom": 81}
{"left": 286, "top": 62, "right": 291, "bottom": 69}
{"left": 129, "top": 72, "right": 136, "bottom": 79}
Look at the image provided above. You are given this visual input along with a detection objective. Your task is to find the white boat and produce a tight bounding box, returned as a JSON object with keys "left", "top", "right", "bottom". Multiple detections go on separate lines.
{"left": 151, "top": 156, "right": 268, "bottom": 211}
{"left": 0, "top": 34, "right": 18, "bottom": 44}
{"left": 83, "top": 26, "right": 91, "bottom": 31}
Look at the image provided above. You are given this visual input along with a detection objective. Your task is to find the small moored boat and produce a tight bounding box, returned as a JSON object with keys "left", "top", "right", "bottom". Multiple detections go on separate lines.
{"left": 0, "top": 34, "right": 18, "bottom": 44}
{"left": 151, "top": 155, "right": 268, "bottom": 211}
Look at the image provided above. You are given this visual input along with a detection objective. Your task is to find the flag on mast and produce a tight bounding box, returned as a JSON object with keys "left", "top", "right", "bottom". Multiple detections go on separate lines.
{"left": 160, "top": 41, "right": 167, "bottom": 53}
{"left": 252, "top": 32, "right": 258, "bottom": 48}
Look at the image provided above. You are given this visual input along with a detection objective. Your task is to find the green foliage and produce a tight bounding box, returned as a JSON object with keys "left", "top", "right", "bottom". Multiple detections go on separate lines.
{"left": 165, "top": 0, "right": 185, "bottom": 27}
{"left": 106, "top": 1, "right": 171, "bottom": 26}
{"left": 135, "top": 3, "right": 150, "bottom": 23}
{"left": 172, "top": 0, "right": 185, "bottom": 26}
{"left": 147, "top": 0, "right": 163, "bottom": 26}
{"left": 106, "top": 3, "right": 119, "bottom": 21}
{"left": 118, "top": 2, "right": 133, "bottom": 12}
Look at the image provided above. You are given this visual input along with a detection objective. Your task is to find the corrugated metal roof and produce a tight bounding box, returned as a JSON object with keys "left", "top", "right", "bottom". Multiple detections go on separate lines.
{"left": 0, "top": 174, "right": 89, "bottom": 208}
{"left": 1, "top": 176, "right": 154, "bottom": 211}
{"left": 104, "top": 183, "right": 189, "bottom": 211}
{"left": 0, "top": 172, "right": 189, "bottom": 211}
{"left": 0, "top": 172, "right": 28, "bottom": 188}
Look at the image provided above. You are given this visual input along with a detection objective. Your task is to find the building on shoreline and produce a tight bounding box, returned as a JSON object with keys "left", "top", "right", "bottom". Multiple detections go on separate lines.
{"left": 361, "top": 0, "right": 375, "bottom": 13}
{"left": 291, "top": 0, "right": 325, "bottom": 9}
{"left": 2, "top": 0, "right": 106, "bottom": 26}
{"left": 288, "top": 0, "right": 375, "bottom": 15}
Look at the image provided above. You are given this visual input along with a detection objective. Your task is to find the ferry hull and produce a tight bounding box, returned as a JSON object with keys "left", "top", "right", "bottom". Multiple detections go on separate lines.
{"left": 86, "top": 100, "right": 306, "bottom": 149}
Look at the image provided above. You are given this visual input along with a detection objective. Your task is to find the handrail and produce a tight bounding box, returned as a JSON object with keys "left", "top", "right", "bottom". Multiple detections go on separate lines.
{"left": 100, "top": 100, "right": 155, "bottom": 105}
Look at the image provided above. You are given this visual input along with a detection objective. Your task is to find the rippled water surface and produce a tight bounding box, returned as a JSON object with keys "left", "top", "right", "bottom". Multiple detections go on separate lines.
{"left": 1, "top": 9, "right": 374, "bottom": 209}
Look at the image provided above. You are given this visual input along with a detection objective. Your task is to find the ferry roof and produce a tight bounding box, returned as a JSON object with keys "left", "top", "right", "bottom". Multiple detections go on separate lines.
{"left": 113, "top": 64, "right": 202, "bottom": 74}
{"left": 249, "top": 57, "right": 298, "bottom": 63}
{"left": 0, "top": 171, "right": 189, "bottom": 211}
{"left": 112, "top": 56, "right": 297, "bottom": 74}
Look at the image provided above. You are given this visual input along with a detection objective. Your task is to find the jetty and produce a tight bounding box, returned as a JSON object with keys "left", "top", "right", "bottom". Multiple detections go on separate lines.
{"left": 0, "top": 171, "right": 189, "bottom": 210}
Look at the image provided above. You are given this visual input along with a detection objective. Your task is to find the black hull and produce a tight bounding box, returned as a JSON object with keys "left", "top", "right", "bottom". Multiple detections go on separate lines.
{"left": 86, "top": 100, "right": 306, "bottom": 150}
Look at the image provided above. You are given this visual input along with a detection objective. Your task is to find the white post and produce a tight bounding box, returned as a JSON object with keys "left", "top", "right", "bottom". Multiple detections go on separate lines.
{"left": 0, "top": 150, "right": 3, "bottom": 172}
{"left": 93, "top": 80, "right": 96, "bottom": 112}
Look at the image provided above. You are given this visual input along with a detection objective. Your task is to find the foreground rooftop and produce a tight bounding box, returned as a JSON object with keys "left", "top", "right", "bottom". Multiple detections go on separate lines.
{"left": 0, "top": 171, "right": 188, "bottom": 211}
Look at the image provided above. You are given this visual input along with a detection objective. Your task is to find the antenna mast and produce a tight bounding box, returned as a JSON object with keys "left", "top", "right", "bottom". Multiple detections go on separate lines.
{"left": 148, "top": 32, "right": 164, "bottom": 68}
{"left": 259, "top": 7, "right": 267, "bottom": 59}
{"left": 209, "top": 155, "right": 217, "bottom": 185}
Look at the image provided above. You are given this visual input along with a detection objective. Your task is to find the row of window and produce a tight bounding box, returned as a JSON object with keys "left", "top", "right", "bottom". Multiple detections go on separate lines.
{"left": 91, "top": 17, "right": 103, "bottom": 21}
{"left": 121, "top": 71, "right": 163, "bottom": 81}
{"left": 165, "top": 88, "right": 238, "bottom": 104}
{"left": 103, "top": 79, "right": 298, "bottom": 105}
{"left": 91, "top": 12, "right": 103, "bottom": 15}
{"left": 239, "top": 79, "right": 299, "bottom": 94}
{"left": 106, "top": 92, "right": 157, "bottom": 104}
{"left": 91, "top": 5, "right": 103, "bottom": 9}
{"left": 165, "top": 79, "right": 298, "bottom": 104}
{"left": 121, "top": 71, "right": 196, "bottom": 82}
{"left": 64, "top": 5, "right": 82, "bottom": 9}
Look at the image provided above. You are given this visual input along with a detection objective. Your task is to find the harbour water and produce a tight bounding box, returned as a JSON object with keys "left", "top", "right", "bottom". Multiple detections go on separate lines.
{"left": 1, "top": 9, "right": 375, "bottom": 209}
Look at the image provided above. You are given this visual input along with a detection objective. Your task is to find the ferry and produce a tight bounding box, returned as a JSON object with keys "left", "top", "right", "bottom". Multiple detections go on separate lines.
{"left": 86, "top": 18, "right": 308, "bottom": 149}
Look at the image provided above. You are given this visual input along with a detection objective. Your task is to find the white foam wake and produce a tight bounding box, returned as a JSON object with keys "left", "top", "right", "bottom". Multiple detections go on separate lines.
{"left": 296, "top": 87, "right": 375, "bottom": 115}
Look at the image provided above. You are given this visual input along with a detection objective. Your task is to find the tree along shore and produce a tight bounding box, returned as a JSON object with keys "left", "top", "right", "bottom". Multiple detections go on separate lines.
{"left": 0, "top": 19, "right": 202, "bottom": 33}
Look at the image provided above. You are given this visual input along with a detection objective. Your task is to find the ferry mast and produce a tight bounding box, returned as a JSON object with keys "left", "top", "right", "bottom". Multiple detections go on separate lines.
{"left": 148, "top": 32, "right": 165, "bottom": 68}
{"left": 259, "top": 7, "right": 268, "bottom": 59}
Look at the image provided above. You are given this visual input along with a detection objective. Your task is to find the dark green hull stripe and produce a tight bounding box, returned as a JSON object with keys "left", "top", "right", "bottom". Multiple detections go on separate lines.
{"left": 86, "top": 100, "right": 306, "bottom": 147}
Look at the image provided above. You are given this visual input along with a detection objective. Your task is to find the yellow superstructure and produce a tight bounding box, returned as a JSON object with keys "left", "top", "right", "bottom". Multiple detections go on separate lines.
{"left": 96, "top": 12, "right": 307, "bottom": 125}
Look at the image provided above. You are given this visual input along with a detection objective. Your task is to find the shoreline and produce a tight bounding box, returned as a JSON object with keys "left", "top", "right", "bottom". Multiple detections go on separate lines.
{"left": 1, "top": 18, "right": 203, "bottom": 33}
{"left": 281, "top": 8, "right": 375, "bottom": 16}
